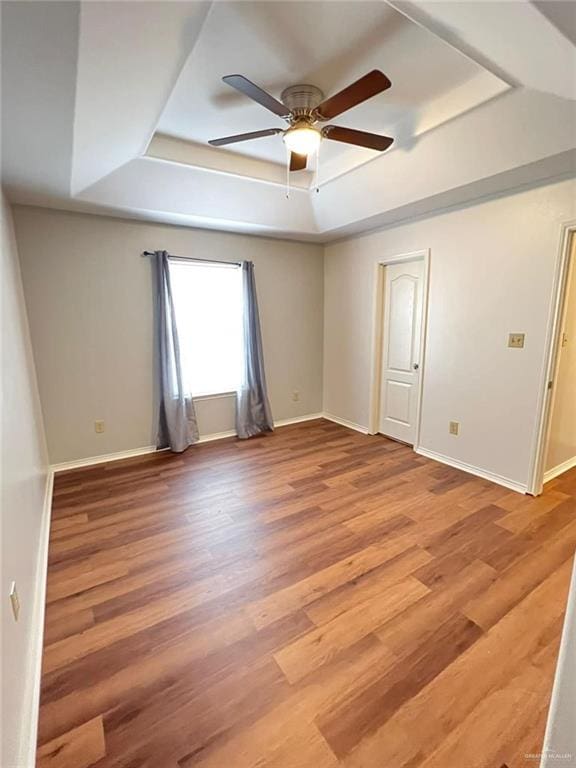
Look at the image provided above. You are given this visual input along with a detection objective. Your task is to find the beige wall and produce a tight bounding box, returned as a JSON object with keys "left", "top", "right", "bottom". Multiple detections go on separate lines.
{"left": 324, "top": 179, "right": 576, "bottom": 491}
{"left": 546, "top": 234, "right": 576, "bottom": 474}
{"left": 13, "top": 207, "right": 324, "bottom": 464}
{"left": 1, "top": 193, "right": 49, "bottom": 766}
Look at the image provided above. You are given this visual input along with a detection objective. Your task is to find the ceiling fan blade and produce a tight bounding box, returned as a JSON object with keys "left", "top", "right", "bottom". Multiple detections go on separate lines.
{"left": 208, "top": 128, "right": 283, "bottom": 147}
{"left": 315, "top": 70, "right": 391, "bottom": 120}
{"left": 322, "top": 125, "right": 393, "bottom": 151}
{"left": 289, "top": 152, "right": 307, "bottom": 172}
{"left": 222, "top": 75, "right": 290, "bottom": 118}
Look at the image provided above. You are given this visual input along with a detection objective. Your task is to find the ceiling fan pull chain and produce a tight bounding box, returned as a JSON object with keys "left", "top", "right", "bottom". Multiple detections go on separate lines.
{"left": 313, "top": 142, "right": 321, "bottom": 194}
{"left": 286, "top": 148, "right": 291, "bottom": 199}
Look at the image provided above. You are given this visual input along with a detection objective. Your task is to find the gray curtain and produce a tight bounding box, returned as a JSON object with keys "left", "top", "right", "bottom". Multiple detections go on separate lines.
{"left": 236, "top": 261, "right": 274, "bottom": 439}
{"left": 154, "top": 251, "right": 199, "bottom": 452}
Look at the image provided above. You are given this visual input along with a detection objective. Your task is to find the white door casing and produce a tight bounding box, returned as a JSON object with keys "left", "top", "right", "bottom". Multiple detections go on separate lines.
{"left": 379, "top": 260, "right": 424, "bottom": 444}
{"left": 529, "top": 221, "right": 576, "bottom": 495}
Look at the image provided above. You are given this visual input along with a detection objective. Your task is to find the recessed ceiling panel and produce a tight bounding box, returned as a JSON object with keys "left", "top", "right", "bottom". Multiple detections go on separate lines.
{"left": 157, "top": 0, "right": 502, "bottom": 181}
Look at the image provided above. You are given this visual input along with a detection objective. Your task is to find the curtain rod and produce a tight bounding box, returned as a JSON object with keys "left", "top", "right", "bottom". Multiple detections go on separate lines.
{"left": 142, "top": 250, "right": 242, "bottom": 267}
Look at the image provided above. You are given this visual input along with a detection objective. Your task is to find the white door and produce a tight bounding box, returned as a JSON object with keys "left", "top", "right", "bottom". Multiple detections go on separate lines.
{"left": 379, "top": 260, "right": 424, "bottom": 444}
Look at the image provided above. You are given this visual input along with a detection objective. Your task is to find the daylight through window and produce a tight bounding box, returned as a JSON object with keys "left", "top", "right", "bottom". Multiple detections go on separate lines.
{"left": 169, "top": 260, "right": 243, "bottom": 397}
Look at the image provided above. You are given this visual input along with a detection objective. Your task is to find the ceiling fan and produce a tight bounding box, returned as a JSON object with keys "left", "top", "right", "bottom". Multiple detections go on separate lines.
{"left": 208, "top": 70, "right": 394, "bottom": 172}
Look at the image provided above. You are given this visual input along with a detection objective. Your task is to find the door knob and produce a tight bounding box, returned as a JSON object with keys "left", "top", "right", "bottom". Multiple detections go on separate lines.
{"left": 413, "top": 363, "right": 419, "bottom": 370}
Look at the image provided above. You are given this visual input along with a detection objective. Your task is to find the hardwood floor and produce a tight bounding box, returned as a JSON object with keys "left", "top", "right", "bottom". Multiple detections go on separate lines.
{"left": 37, "top": 419, "right": 576, "bottom": 768}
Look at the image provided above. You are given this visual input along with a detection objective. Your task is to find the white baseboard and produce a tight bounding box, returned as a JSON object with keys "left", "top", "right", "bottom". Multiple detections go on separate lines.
{"left": 275, "top": 413, "right": 323, "bottom": 427}
{"left": 51, "top": 413, "right": 326, "bottom": 472}
{"left": 415, "top": 446, "right": 528, "bottom": 494}
{"left": 544, "top": 455, "right": 576, "bottom": 484}
{"left": 20, "top": 468, "right": 54, "bottom": 767}
{"left": 195, "top": 414, "right": 324, "bottom": 445}
{"left": 51, "top": 445, "right": 159, "bottom": 473}
{"left": 321, "top": 412, "right": 369, "bottom": 435}
{"left": 196, "top": 430, "right": 237, "bottom": 444}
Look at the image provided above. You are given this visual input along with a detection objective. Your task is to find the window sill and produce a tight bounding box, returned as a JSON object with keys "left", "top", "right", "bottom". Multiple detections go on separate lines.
{"left": 192, "top": 391, "right": 237, "bottom": 402}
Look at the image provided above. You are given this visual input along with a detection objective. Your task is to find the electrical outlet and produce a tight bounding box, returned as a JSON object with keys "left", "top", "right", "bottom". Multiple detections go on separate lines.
{"left": 292, "top": 390, "right": 300, "bottom": 403}
{"left": 508, "top": 333, "right": 525, "bottom": 349}
{"left": 94, "top": 420, "right": 105, "bottom": 434}
{"left": 449, "top": 421, "right": 460, "bottom": 436}
{"left": 9, "top": 582, "right": 19, "bottom": 621}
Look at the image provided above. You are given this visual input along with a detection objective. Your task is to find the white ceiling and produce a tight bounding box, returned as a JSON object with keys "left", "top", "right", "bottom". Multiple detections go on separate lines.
{"left": 1, "top": 0, "right": 575, "bottom": 242}
{"left": 158, "top": 0, "right": 496, "bottom": 181}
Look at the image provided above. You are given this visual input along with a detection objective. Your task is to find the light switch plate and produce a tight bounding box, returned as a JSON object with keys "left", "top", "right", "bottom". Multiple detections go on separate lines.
{"left": 449, "top": 421, "right": 459, "bottom": 436}
{"left": 508, "top": 333, "right": 525, "bottom": 348}
{"left": 94, "top": 420, "right": 105, "bottom": 434}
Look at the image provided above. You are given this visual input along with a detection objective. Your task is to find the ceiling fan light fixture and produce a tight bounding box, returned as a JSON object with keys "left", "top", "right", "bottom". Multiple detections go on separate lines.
{"left": 283, "top": 124, "right": 321, "bottom": 156}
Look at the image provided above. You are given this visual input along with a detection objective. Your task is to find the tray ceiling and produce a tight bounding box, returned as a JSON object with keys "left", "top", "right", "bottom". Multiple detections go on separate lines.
{"left": 157, "top": 0, "right": 506, "bottom": 183}
{"left": 2, "top": 0, "right": 575, "bottom": 241}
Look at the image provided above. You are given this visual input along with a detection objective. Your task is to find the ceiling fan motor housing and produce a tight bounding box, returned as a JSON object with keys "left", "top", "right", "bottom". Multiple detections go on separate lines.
{"left": 281, "top": 84, "right": 324, "bottom": 120}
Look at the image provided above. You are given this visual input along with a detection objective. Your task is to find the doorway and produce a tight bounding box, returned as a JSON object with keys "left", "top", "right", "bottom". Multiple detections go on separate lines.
{"left": 531, "top": 223, "right": 576, "bottom": 494}
{"left": 543, "top": 232, "right": 576, "bottom": 482}
{"left": 369, "top": 250, "right": 429, "bottom": 447}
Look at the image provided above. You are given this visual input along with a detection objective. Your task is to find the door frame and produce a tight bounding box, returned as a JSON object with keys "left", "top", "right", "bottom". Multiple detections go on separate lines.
{"left": 368, "top": 248, "right": 431, "bottom": 449}
{"left": 529, "top": 220, "right": 576, "bottom": 495}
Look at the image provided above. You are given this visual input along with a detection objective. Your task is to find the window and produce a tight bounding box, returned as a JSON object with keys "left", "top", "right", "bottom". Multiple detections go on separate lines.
{"left": 169, "top": 259, "right": 243, "bottom": 397}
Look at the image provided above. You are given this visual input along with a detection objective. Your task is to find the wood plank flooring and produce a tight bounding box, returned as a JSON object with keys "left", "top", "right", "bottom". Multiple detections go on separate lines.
{"left": 37, "top": 419, "right": 576, "bottom": 768}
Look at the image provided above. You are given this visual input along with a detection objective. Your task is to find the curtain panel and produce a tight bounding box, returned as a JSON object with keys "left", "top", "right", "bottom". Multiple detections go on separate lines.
{"left": 153, "top": 251, "right": 199, "bottom": 452}
{"left": 236, "top": 261, "right": 274, "bottom": 439}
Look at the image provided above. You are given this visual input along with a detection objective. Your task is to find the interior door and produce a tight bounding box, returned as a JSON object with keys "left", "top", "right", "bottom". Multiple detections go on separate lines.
{"left": 379, "top": 260, "right": 424, "bottom": 444}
